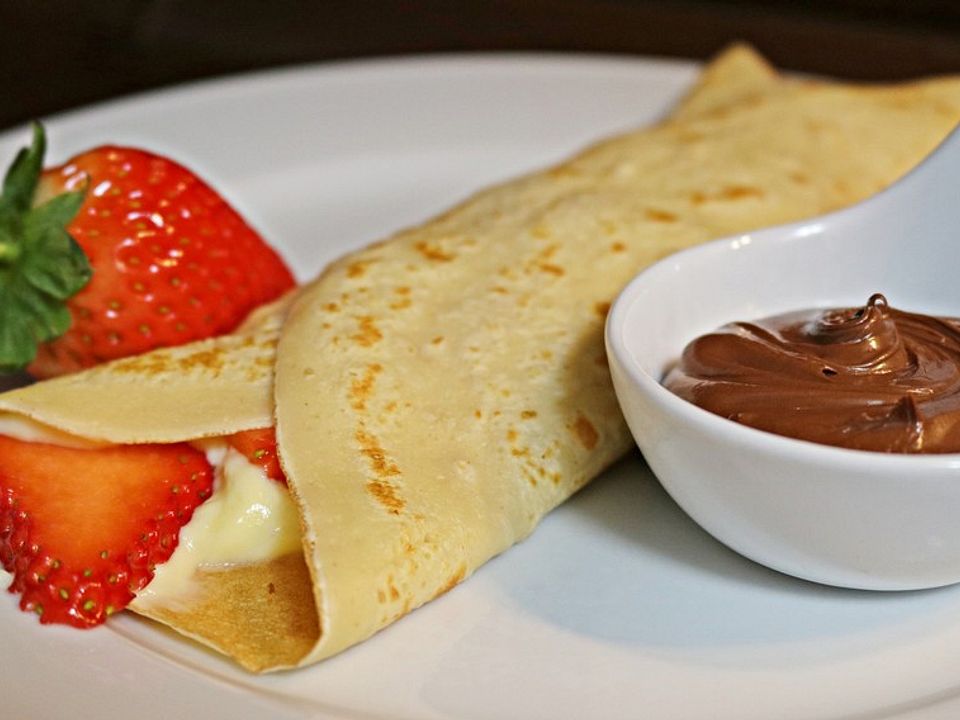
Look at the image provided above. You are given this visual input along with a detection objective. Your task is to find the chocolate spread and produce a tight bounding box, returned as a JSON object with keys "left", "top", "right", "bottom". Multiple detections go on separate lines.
{"left": 663, "top": 294, "right": 960, "bottom": 453}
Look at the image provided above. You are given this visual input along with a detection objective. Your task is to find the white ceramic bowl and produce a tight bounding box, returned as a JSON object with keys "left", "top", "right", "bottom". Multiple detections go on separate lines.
{"left": 606, "top": 127, "right": 960, "bottom": 591}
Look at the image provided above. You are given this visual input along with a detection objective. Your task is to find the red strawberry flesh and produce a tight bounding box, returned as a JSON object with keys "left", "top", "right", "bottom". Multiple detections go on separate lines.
{"left": 227, "top": 427, "right": 287, "bottom": 485}
{"left": 0, "top": 434, "right": 214, "bottom": 627}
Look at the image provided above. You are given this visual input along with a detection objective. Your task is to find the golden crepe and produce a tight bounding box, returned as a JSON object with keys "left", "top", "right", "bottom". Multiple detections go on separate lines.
{"left": 3, "top": 45, "right": 960, "bottom": 672}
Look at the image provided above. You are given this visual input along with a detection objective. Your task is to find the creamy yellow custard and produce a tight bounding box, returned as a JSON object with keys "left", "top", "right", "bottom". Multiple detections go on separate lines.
{"left": 132, "top": 440, "right": 301, "bottom": 609}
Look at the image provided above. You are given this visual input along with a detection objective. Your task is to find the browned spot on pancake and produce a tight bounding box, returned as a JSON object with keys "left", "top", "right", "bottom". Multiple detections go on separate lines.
{"left": 367, "top": 480, "right": 405, "bottom": 515}
{"left": 527, "top": 460, "right": 550, "bottom": 481}
{"left": 349, "top": 363, "right": 383, "bottom": 411}
{"left": 323, "top": 302, "right": 340, "bottom": 312}
{"left": 692, "top": 186, "right": 763, "bottom": 205}
{"left": 572, "top": 414, "right": 599, "bottom": 451}
{"left": 520, "top": 410, "right": 537, "bottom": 419}
{"left": 346, "top": 261, "right": 370, "bottom": 278}
{"left": 110, "top": 353, "right": 172, "bottom": 376}
{"left": 389, "top": 584, "right": 400, "bottom": 601}
{"left": 267, "top": 582, "right": 276, "bottom": 595}
{"left": 539, "top": 263, "right": 564, "bottom": 276}
{"left": 610, "top": 242, "right": 626, "bottom": 253}
{"left": 352, "top": 316, "right": 383, "bottom": 346}
{"left": 548, "top": 165, "right": 579, "bottom": 180}
{"left": 389, "top": 298, "right": 412, "bottom": 310}
{"left": 377, "top": 590, "right": 386, "bottom": 603}
{"left": 551, "top": 471, "right": 562, "bottom": 484}
{"left": 474, "top": 409, "right": 482, "bottom": 419}
{"left": 395, "top": 286, "right": 411, "bottom": 295}
{"left": 431, "top": 336, "right": 444, "bottom": 345}
{"left": 357, "top": 427, "right": 404, "bottom": 514}
{"left": 435, "top": 564, "right": 467, "bottom": 598}
{"left": 177, "top": 348, "right": 226, "bottom": 374}
{"left": 243, "top": 367, "right": 260, "bottom": 383}
{"left": 491, "top": 286, "right": 509, "bottom": 294}
{"left": 522, "top": 245, "right": 565, "bottom": 277}
{"left": 385, "top": 401, "right": 398, "bottom": 412}
{"left": 789, "top": 171, "right": 810, "bottom": 185}
{"left": 511, "top": 446, "right": 529, "bottom": 457}
{"left": 645, "top": 208, "right": 678, "bottom": 223}
{"left": 111, "top": 344, "right": 228, "bottom": 377}
{"left": 415, "top": 241, "right": 455, "bottom": 262}
{"left": 522, "top": 466, "right": 537, "bottom": 487}
{"left": 594, "top": 301, "right": 611, "bottom": 318}
{"left": 719, "top": 185, "right": 763, "bottom": 201}
{"left": 356, "top": 427, "right": 401, "bottom": 478}
{"left": 506, "top": 429, "right": 518, "bottom": 442}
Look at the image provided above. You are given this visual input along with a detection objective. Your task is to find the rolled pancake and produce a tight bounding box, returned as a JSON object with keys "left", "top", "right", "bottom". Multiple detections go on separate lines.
{"left": 2, "top": 46, "right": 960, "bottom": 672}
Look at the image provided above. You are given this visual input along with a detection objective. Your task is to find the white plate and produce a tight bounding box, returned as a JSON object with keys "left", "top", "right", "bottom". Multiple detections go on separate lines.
{"left": 3, "top": 54, "right": 960, "bottom": 720}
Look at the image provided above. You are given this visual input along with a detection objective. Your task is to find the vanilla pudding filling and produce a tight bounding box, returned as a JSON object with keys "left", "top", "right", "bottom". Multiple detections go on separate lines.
{"left": 0, "top": 414, "right": 301, "bottom": 610}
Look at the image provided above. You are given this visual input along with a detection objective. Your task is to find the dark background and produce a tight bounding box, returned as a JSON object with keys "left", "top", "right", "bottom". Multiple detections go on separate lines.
{"left": 4, "top": 0, "right": 960, "bottom": 131}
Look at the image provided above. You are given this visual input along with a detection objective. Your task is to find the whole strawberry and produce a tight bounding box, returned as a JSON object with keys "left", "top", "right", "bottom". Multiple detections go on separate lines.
{"left": 0, "top": 124, "right": 295, "bottom": 378}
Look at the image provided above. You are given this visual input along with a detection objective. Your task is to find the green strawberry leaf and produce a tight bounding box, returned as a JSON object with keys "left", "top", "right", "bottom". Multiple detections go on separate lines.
{"left": 0, "top": 123, "right": 90, "bottom": 372}
{"left": 1, "top": 123, "right": 45, "bottom": 216}
{"left": 22, "top": 192, "right": 88, "bottom": 298}
{"left": 0, "top": 271, "right": 74, "bottom": 372}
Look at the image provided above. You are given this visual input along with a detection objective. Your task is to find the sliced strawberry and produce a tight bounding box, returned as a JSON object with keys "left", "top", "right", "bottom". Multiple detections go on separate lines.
{"left": 227, "top": 427, "right": 287, "bottom": 485}
{"left": 0, "top": 435, "right": 213, "bottom": 627}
